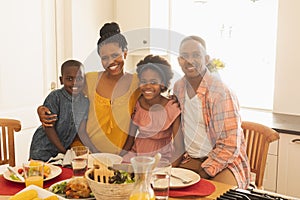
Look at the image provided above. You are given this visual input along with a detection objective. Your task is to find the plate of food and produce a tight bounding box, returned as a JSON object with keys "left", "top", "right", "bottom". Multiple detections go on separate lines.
{"left": 3, "top": 163, "right": 62, "bottom": 183}
{"left": 49, "top": 178, "right": 95, "bottom": 199}
{"left": 170, "top": 168, "right": 201, "bottom": 189}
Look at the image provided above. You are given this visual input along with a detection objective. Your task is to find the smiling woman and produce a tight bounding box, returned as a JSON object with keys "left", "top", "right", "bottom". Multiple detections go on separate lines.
{"left": 37, "top": 22, "right": 141, "bottom": 155}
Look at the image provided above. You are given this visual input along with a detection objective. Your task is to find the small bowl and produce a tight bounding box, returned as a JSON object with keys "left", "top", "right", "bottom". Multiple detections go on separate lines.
{"left": 85, "top": 168, "right": 134, "bottom": 200}
{"left": 88, "top": 153, "right": 123, "bottom": 168}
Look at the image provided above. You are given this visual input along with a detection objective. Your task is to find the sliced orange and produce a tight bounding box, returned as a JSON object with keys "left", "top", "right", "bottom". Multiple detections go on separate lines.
{"left": 29, "top": 160, "right": 51, "bottom": 178}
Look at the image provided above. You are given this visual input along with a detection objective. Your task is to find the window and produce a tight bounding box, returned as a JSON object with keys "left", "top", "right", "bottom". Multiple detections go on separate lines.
{"left": 170, "top": 0, "right": 278, "bottom": 110}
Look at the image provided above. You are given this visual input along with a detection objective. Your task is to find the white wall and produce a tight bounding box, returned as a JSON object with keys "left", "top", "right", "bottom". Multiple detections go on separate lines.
{"left": 71, "top": 0, "right": 114, "bottom": 67}
{"left": 0, "top": 0, "right": 47, "bottom": 167}
{"left": 0, "top": 0, "right": 114, "bottom": 168}
{"left": 273, "top": 0, "right": 300, "bottom": 115}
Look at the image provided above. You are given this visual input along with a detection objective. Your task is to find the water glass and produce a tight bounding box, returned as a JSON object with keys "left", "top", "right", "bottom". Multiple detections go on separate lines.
{"left": 71, "top": 146, "right": 89, "bottom": 177}
{"left": 23, "top": 161, "right": 44, "bottom": 188}
{"left": 152, "top": 159, "right": 172, "bottom": 200}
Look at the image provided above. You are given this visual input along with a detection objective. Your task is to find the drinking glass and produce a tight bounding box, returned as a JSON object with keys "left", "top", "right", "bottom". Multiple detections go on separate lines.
{"left": 23, "top": 161, "right": 44, "bottom": 188}
{"left": 151, "top": 159, "right": 172, "bottom": 200}
{"left": 71, "top": 146, "right": 89, "bottom": 177}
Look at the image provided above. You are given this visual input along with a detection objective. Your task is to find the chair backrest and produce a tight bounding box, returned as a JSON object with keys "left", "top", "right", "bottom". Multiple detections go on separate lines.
{"left": 241, "top": 121, "right": 279, "bottom": 189}
{"left": 0, "top": 118, "right": 21, "bottom": 166}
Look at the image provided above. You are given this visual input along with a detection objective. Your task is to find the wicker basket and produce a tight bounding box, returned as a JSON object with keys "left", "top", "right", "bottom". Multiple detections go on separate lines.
{"left": 85, "top": 168, "right": 134, "bottom": 200}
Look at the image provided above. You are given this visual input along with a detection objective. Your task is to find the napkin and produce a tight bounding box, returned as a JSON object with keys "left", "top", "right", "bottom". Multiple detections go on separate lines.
{"left": 46, "top": 150, "right": 74, "bottom": 167}
{"left": 169, "top": 178, "right": 216, "bottom": 197}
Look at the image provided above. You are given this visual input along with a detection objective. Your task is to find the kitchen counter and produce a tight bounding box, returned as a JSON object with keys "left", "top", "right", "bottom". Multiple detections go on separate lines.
{"left": 240, "top": 108, "right": 300, "bottom": 135}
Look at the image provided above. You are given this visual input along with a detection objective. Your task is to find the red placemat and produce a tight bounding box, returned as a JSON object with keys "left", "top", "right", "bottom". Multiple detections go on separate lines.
{"left": 0, "top": 167, "right": 73, "bottom": 195}
{"left": 169, "top": 178, "right": 215, "bottom": 197}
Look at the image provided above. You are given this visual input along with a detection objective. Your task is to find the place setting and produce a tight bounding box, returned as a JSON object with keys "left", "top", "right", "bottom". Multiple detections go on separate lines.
{"left": 151, "top": 158, "right": 216, "bottom": 199}
{"left": 168, "top": 168, "right": 216, "bottom": 198}
{"left": 0, "top": 159, "right": 68, "bottom": 199}
{"left": 3, "top": 161, "right": 62, "bottom": 184}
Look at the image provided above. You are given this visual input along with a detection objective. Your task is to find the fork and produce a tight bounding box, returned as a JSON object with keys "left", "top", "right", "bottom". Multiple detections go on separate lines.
{"left": 171, "top": 174, "right": 193, "bottom": 184}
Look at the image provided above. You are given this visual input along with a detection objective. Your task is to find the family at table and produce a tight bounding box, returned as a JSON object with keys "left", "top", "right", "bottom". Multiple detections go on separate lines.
{"left": 32, "top": 22, "right": 250, "bottom": 190}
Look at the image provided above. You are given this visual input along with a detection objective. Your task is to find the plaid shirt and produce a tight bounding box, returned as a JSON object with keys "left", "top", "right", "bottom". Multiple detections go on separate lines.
{"left": 173, "top": 71, "right": 250, "bottom": 189}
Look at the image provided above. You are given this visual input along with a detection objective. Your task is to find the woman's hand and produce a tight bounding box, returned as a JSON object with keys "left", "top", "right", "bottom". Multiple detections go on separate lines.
{"left": 168, "top": 94, "right": 180, "bottom": 109}
{"left": 37, "top": 105, "right": 57, "bottom": 127}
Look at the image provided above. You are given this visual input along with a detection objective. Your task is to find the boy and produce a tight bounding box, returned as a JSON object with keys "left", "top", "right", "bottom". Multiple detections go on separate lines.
{"left": 29, "top": 60, "right": 89, "bottom": 162}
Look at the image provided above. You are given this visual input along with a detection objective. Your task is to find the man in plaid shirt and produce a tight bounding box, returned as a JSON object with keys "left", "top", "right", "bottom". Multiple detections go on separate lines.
{"left": 173, "top": 35, "right": 250, "bottom": 189}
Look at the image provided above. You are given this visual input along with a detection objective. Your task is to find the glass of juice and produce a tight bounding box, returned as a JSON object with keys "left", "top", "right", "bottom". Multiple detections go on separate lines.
{"left": 23, "top": 160, "right": 44, "bottom": 188}
{"left": 71, "top": 146, "right": 89, "bottom": 177}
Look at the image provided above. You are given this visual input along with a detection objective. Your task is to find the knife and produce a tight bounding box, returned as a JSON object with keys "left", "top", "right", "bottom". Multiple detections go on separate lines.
{"left": 7, "top": 166, "right": 25, "bottom": 182}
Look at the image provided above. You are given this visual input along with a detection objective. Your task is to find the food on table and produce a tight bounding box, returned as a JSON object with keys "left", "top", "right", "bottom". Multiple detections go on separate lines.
{"left": 10, "top": 173, "right": 21, "bottom": 181}
{"left": 65, "top": 178, "right": 92, "bottom": 198}
{"left": 43, "top": 196, "right": 59, "bottom": 200}
{"left": 17, "top": 168, "right": 23, "bottom": 174}
{"left": 9, "top": 189, "right": 59, "bottom": 200}
{"left": 43, "top": 165, "right": 51, "bottom": 178}
{"left": 107, "top": 166, "right": 134, "bottom": 184}
{"left": 51, "top": 181, "right": 67, "bottom": 194}
{"left": 9, "top": 160, "right": 52, "bottom": 181}
{"left": 90, "top": 162, "right": 134, "bottom": 184}
{"left": 9, "top": 189, "right": 38, "bottom": 200}
{"left": 29, "top": 160, "right": 51, "bottom": 178}
{"left": 50, "top": 178, "right": 94, "bottom": 198}
{"left": 85, "top": 167, "right": 135, "bottom": 200}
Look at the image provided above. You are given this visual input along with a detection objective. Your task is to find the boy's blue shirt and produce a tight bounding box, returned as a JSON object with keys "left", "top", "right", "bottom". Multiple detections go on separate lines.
{"left": 29, "top": 88, "right": 89, "bottom": 162}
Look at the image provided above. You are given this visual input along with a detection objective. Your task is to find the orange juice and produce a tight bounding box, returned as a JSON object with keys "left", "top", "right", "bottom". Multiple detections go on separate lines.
{"left": 129, "top": 192, "right": 155, "bottom": 200}
{"left": 25, "top": 175, "right": 43, "bottom": 187}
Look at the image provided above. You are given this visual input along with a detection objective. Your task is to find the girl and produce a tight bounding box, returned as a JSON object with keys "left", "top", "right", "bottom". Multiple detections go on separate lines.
{"left": 121, "top": 55, "right": 183, "bottom": 164}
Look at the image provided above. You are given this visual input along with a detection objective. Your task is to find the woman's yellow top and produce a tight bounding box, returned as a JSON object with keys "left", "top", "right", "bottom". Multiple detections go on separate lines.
{"left": 85, "top": 72, "right": 140, "bottom": 154}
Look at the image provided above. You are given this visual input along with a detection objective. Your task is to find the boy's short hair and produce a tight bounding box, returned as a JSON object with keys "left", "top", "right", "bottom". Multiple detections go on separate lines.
{"left": 61, "top": 60, "right": 84, "bottom": 75}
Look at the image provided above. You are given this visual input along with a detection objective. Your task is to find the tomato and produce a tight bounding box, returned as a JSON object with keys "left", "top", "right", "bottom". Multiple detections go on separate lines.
{"left": 17, "top": 168, "right": 23, "bottom": 174}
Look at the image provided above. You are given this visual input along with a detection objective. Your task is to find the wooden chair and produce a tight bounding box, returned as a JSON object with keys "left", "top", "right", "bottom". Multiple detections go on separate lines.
{"left": 241, "top": 121, "right": 279, "bottom": 189}
{"left": 0, "top": 118, "right": 21, "bottom": 166}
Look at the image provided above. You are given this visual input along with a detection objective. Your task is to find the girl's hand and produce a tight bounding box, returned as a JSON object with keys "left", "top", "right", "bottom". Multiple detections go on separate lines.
{"left": 37, "top": 105, "right": 57, "bottom": 127}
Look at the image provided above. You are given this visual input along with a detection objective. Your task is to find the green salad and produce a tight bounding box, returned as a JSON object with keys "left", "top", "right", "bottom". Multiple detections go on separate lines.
{"left": 107, "top": 167, "right": 135, "bottom": 184}
{"left": 51, "top": 181, "right": 67, "bottom": 194}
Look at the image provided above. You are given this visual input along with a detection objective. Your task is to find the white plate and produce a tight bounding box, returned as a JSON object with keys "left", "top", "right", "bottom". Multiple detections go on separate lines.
{"left": 170, "top": 168, "right": 200, "bottom": 189}
{"left": 3, "top": 164, "right": 62, "bottom": 183}
{"left": 49, "top": 178, "right": 95, "bottom": 200}
{"left": 88, "top": 153, "right": 123, "bottom": 168}
{"left": 13, "top": 184, "right": 65, "bottom": 200}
